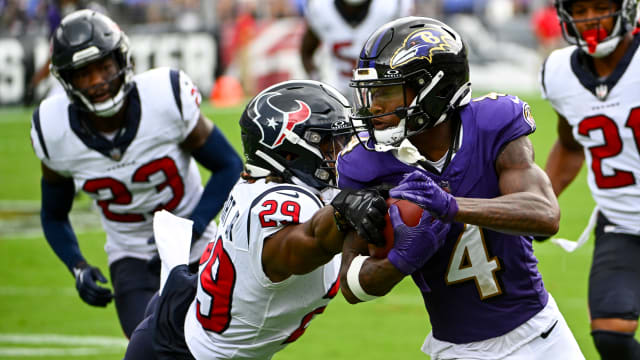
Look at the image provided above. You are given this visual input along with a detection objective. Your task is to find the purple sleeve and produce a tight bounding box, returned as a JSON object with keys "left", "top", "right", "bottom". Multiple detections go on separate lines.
{"left": 473, "top": 96, "right": 536, "bottom": 162}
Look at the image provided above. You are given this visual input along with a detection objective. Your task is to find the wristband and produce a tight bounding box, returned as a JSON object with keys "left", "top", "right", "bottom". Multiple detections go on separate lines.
{"left": 346, "top": 255, "right": 379, "bottom": 302}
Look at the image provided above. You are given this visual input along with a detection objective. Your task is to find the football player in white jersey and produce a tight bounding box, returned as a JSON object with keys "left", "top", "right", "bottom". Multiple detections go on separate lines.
{"left": 29, "top": 10, "right": 243, "bottom": 338}
{"left": 123, "top": 80, "right": 386, "bottom": 359}
{"left": 539, "top": 0, "right": 640, "bottom": 358}
{"left": 300, "top": 0, "right": 414, "bottom": 98}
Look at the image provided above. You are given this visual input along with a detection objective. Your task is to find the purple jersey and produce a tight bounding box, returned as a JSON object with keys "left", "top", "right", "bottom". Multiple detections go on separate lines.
{"left": 337, "top": 94, "right": 547, "bottom": 343}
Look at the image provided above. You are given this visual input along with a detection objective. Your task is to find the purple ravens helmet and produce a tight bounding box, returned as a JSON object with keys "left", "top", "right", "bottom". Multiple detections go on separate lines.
{"left": 350, "top": 16, "right": 472, "bottom": 151}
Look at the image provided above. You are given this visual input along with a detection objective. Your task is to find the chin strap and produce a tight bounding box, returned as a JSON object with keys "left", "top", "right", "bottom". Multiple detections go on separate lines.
{"left": 431, "top": 82, "right": 472, "bottom": 128}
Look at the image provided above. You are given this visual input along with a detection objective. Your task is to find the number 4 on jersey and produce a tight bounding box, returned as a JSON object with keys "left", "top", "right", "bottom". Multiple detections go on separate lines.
{"left": 446, "top": 225, "right": 502, "bottom": 300}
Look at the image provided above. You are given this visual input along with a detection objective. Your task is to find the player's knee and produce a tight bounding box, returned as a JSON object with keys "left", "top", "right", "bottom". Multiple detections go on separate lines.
{"left": 591, "top": 330, "right": 640, "bottom": 360}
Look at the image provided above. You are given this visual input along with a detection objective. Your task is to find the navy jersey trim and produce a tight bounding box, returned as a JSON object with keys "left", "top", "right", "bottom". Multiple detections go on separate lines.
{"left": 68, "top": 86, "right": 142, "bottom": 160}
{"left": 246, "top": 185, "right": 323, "bottom": 247}
{"left": 570, "top": 33, "right": 640, "bottom": 100}
{"left": 169, "top": 69, "right": 182, "bottom": 119}
{"left": 539, "top": 56, "right": 548, "bottom": 97}
{"left": 32, "top": 106, "right": 50, "bottom": 159}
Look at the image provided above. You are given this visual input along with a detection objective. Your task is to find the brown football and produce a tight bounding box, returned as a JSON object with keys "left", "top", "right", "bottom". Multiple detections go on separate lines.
{"left": 368, "top": 198, "right": 423, "bottom": 259}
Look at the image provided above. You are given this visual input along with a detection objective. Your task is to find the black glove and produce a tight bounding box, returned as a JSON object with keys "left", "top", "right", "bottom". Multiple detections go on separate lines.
{"left": 73, "top": 262, "right": 113, "bottom": 307}
{"left": 369, "top": 183, "right": 395, "bottom": 199}
{"left": 331, "top": 188, "right": 387, "bottom": 246}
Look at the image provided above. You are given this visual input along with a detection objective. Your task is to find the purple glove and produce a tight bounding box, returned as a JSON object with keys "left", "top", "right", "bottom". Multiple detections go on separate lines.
{"left": 386, "top": 205, "right": 451, "bottom": 275}
{"left": 389, "top": 170, "right": 458, "bottom": 222}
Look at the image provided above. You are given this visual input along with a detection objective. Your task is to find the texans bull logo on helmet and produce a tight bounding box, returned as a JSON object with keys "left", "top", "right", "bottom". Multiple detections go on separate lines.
{"left": 251, "top": 92, "right": 312, "bottom": 149}
{"left": 390, "top": 26, "right": 458, "bottom": 68}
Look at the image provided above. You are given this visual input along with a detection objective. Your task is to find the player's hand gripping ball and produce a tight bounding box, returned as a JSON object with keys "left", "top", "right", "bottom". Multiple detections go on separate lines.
{"left": 368, "top": 198, "right": 423, "bottom": 258}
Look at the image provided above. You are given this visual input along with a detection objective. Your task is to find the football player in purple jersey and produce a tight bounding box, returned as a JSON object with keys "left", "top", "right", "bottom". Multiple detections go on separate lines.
{"left": 30, "top": 10, "right": 243, "bottom": 338}
{"left": 540, "top": 0, "right": 640, "bottom": 358}
{"left": 333, "top": 16, "right": 584, "bottom": 358}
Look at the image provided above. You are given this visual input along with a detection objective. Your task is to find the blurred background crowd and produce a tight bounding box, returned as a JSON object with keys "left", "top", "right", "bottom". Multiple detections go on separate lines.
{"left": 0, "top": 0, "right": 566, "bottom": 106}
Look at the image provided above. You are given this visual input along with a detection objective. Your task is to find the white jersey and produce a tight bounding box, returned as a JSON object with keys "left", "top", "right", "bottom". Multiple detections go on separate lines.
{"left": 305, "top": 0, "right": 414, "bottom": 97}
{"left": 184, "top": 179, "right": 341, "bottom": 360}
{"left": 30, "top": 67, "right": 214, "bottom": 264}
{"left": 540, "top": 38, "right": 640, "bottom": 235}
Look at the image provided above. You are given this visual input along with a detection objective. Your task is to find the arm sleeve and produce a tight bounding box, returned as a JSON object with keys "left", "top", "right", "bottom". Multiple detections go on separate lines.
{"left": 539, "top": 56, "right": 549, "bottom": 100}
{"left": 40, "top": 177, "right": 84, "bottom": 274}
{"left": 189, "top": 126, "right": 244, "bottom": 237}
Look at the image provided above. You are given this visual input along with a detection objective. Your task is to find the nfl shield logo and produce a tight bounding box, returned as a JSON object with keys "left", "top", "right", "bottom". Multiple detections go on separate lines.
{"left": 595, "top": 84, "right": 608, "bottom": 100}
{"left": 110, "top": 148, "right": 122, "bottom": 161}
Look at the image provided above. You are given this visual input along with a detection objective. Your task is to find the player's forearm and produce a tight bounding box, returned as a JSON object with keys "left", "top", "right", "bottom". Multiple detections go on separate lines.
{"left": 311, "top": 206, "right": 345, "bottom": 256}
{"left": 545, "top": 141, "right": 584, "bottom": 196}
{"left": 340, "top": 248, "right": 404, "bottom": 303}
{"left": 341, "top": 259, "right": 404, "bottom": 303}
{"left": 41, "top": 214, "right": 84, "bottom": 273}
{"left": 455, "top": 193, "right": 559, "bottom": 236}
{"left": 359, "top": 258, "right": 404, "bottom": 295}
{"left": 190, "top": 127, "right": 243, "bottom": 236}
{"left": 281, "top": 207, "right": 345, "bottom": 277}
{"left": 41, "top": 177, "right": 84, "bottom": 273}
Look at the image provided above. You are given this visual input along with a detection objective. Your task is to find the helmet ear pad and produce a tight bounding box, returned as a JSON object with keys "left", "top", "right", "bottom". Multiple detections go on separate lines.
{"left": 406, "top": 65, "right": 469, "bottom": 131}
{"left": 412, "top": 82, "right": 455, "bottom": 130}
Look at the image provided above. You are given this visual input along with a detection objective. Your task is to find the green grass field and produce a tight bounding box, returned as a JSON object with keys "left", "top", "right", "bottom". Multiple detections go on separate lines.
{"left": 0, "top": 93, "right": 603, "bottom": 359}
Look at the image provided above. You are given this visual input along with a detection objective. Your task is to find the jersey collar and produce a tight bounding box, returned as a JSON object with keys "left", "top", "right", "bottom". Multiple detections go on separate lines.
{"left": 570, "top": 33, "right": 640, "bottom": 101}
{"left": 68, "top": 85, "right": 141, "bottom": 161}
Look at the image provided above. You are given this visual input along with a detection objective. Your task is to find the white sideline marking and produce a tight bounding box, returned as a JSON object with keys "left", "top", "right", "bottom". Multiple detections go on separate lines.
{"left": 0, "top": 333, "right": 127, "bottom": 357}
{"left": 0, "top": 347, "right": 119, "bottom": 356}
{"left": 0, "top": 333, "right": 127, "bottom": 347}
{"left": 0, "top": 200, "right": 102, "bottom": 239}
{"left": 0, "top": 286, "right": 77, "bottom": 296}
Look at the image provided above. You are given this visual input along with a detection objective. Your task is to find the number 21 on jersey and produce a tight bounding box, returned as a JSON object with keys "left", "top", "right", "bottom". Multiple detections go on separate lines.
{"left": 579, "top": 107, "right": 640, "bottom": 189}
